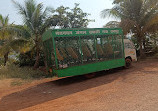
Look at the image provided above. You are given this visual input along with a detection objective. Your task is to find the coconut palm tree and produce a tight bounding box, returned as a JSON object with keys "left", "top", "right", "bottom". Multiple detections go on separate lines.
{"left": 103, "top": 21, "right": 120, "bottom": 28}
{"left": 101, "top": 0, "right": 158, "bottom": 58}
{"left": 13, "top": 0, "right": 58, "bottom": 68}
{"left": 0, "top": 14, "right": 30, "bottom": 65}
{"left": 0, "top": 15, "right": 10, "bottom": 65}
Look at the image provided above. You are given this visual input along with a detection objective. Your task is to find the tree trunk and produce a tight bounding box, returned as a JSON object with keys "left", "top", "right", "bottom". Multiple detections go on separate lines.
{"left": 44, "top": 60, "right": 48, "bottom": 73}
{"left": 138, "top": 37, "right": 145, "bottom": 59}
{"left": 34, "top": 48, "right": 40, "bottom": 69}
{"left": 4, "top": 52, "right": 9, "bottom": 66}
{"left": 44, "top": 50, "right": 48, "bottom": 71}
{"left": 34, "top": 35, "right": 40, "bottom": 69}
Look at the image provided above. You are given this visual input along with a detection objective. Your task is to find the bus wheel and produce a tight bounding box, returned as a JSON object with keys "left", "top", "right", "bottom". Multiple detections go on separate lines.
{"left": 125, "top": 58, "right": 132, "bottom": 68}
{"left": 84, "top": 73, "right": 96, "bottom": 79}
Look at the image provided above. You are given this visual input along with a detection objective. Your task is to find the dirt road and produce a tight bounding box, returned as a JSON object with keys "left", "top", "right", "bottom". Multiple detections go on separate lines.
{"left": 0, "top": 59, "right": 158, "bottom": 111}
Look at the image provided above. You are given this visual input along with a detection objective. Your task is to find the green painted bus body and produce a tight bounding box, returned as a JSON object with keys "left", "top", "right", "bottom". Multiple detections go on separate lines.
{"left": 42, "top": 28, "right": 125, "bottom": 77}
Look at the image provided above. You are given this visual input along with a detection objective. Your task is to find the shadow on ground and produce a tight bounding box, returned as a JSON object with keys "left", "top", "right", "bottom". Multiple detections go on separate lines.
{"left": 0, "top": 67, "right": 129, "bottom": 111}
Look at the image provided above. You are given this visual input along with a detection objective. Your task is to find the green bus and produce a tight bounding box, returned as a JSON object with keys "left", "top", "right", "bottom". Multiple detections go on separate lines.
{"left": 42, "top": 28, "right": 126, "bottom": 77}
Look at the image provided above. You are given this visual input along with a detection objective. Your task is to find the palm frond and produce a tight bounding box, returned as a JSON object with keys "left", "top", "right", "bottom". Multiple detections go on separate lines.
{"left": 40, "top": 16, "right": 59, "bottom": 34}
{"left": 25, "top": 0, "right": 36, "bottom": 20}
{"left": 0, "top": 42, "right": 11, "bottom": 57}
{"left": 1, "top": 39, "right": 34, "bottom": 54}
{"left": 0, "top": 14, "right": 4, "bottom": 26}
{"left": 31, "top": 3, "right": 43, "bottom": 30}
{"left": 12, "top": 0, "right": 27, "bottom": 20}
{"left": 100, "top": 4, "right": 127, "bottom": 19}
{"left": 2, "top": 25, "right": 31, "bottom": 39}
{"left": 0, "top": 14, "right": 9, "bottom": 27}
{"left": 43, "top": 7, "right": 55, "bottom": 17}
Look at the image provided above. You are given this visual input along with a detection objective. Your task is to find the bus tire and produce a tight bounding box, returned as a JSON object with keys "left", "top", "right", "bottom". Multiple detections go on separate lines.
{"left": 125, "top": 58, "right": 132, "bottom": 68}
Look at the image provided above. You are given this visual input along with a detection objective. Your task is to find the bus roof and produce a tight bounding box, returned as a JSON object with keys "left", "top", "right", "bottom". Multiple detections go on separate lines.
{"left": 42, "top": 28, "right": 123, "bottom": 41}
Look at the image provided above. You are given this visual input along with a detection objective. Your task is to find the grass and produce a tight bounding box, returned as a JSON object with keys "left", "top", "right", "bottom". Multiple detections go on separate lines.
{"left": 0, "top": 63, "right": 52, "bottom": 86}
{"left": 10, "top": 80, "right": 24, "bottom": 86}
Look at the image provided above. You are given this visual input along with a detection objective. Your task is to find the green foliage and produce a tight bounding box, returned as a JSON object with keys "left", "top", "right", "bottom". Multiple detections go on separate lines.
{"left": 102, "top": 0, "right": 158, "bottom": 34}
{"left": 13, "top": 0, "right": 59, "bottom": 68}
{"left": 13, "top": 0, "right": 58, "bottom": 36}
{"left": 54, "top": 6, "right": 69, "bottom": 28}
{"left": 12, "top": 1, "right": 91, "bottom": 68}
{"left": 0, "top": 14, "right": 30, "bottom": 66}
{"left": 0, "top": 58, "right": 4, "bottom": 65}
{"left": 10, "top": 80, "right": 24, "bottom": 86}
{"left": 0, "top": 63, "right": 49, "bottom": 80}
{"left": 104, "top": 21, "right": 120, "bottom": 28}
{"left": 54, "top": 3, "right": 91, "bottom": 28}
{"left": 101, "top": 0, "right": 158, "bottom": 58}
{"left": 18, "top": 52, "right": 35, "bottom": 66}
{"left": 17, "top": 49, "right": 45, "bottom": 66}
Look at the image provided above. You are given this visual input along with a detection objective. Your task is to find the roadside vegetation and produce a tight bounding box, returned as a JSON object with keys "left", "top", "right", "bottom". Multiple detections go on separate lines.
{"left": 0, "top": 62, "right": 49, "bottom": 86}
{"left": 102, "top": 0, "right": 158, "bottom": 58}
{"left": 0, "top": 63, "right": 47, "bottom": 80}
{"left": 0, "top": 0, "right": 91, "bottom": 83}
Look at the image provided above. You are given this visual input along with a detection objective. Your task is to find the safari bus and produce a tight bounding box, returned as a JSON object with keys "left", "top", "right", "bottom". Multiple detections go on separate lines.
{"left": 42, "top": 28, "right": 137, "bottom": 77}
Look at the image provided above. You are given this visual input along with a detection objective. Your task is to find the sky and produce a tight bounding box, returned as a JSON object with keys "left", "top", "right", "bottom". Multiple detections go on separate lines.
{"left": 0, "top": 0, "right": 116, "bottom": 28}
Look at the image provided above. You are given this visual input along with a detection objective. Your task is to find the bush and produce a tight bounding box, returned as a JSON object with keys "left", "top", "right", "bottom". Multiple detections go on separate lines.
{"left": 17, "top": 49, "right": 45, "bottom": 67}
{"left": 0, "top": 63, "right": 50, "bottom": 80}
{"left": 0, "top": 58, "right": 4, "bottom": 66}
{"left": 18, "top": 52, "right": 35, "bottom": 66}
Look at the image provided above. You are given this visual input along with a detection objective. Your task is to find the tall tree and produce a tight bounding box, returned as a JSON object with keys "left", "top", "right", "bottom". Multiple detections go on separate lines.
{"left": 103, "top": 21, "right": 120, "bottom": 28}
{"left": 67, "top": 3, "right": 90, "bottom": 28}
{"left": 13, "top": 0, "right": 58, "bottom": 68}
{"left": 55, "top": 6, "right": 69, "bottom": 28}
{"left": 0, "top": 14, "right": 10, "bottom": 65}
{"left": 101, "top": 0, "right": 158, "bottom": 58}
{"left": 0, "top": 14, "right": 29, "bottom": 65}
{"left": 55, "top": 3, "right": 91, "bottom": 29}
